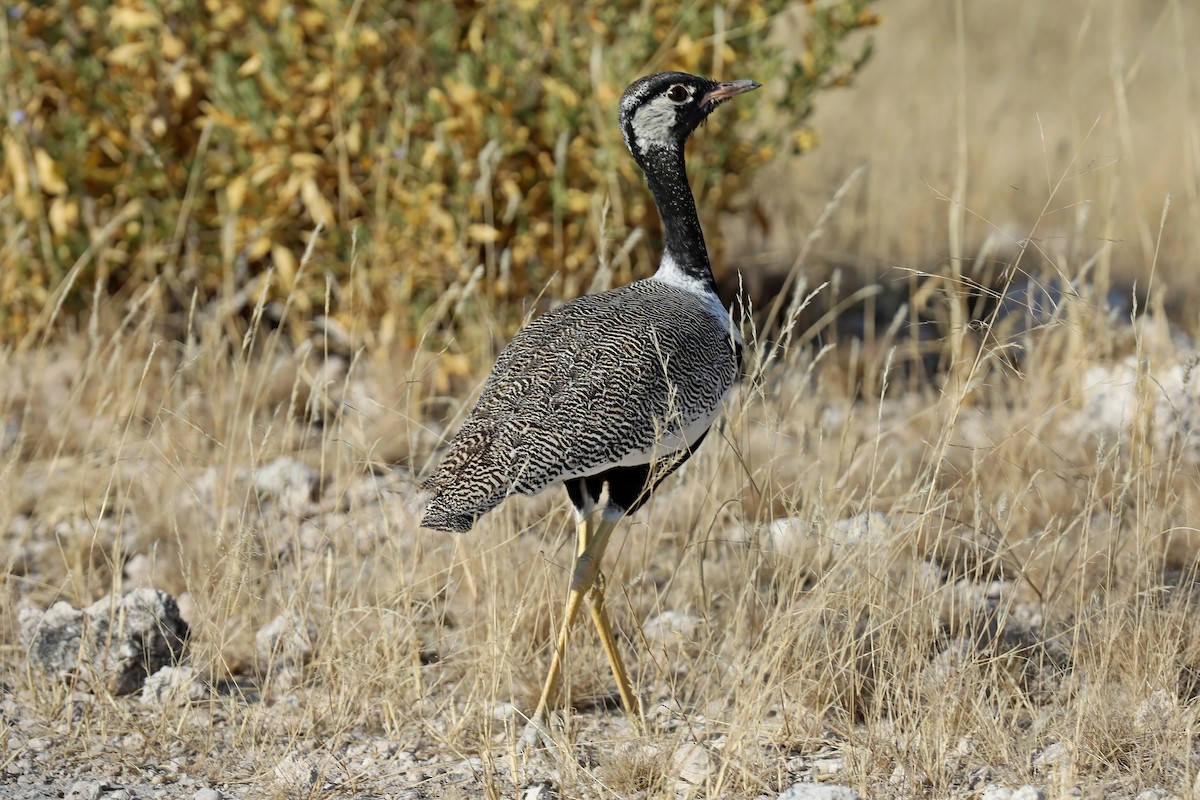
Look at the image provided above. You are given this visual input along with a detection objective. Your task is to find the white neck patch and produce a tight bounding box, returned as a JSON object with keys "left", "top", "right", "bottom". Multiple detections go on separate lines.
{"left": 650, "top": 253, "right": 737, "bottom": 337}
{"left": 630, "top": 95, "right": 681, "bottom": 154}
{"left": 651, "top": 251, "right": 708, "bottom": 294}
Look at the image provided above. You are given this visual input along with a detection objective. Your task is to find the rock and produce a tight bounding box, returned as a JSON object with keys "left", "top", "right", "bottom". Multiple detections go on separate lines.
{"left": 1068, "top": 356, "right": 1200, "bottom": 462}
{"left": 489, "top": 701, "right": 520, "bottom": 722}
{"left": 1134, "top": 689, "right": 1179, "bottom": 731}
{"left": 141, "top": 666, "right": 208, "bottom": 705}
{"left": 983, "top": 787, "right": 1044, "bottom": 800}
{"left": 123, "top": 553, "right": 159, "bottom": 588}
{"left": 20, "top": 589, "right": 189, "bottom": 695}
{"left": 669, "top": 742, "right": 712, "bottom": 786}
{"left": 273, "top": 753, "right": 319, "bottom": 792}
{"left": 193, "top": 789, "right": 222, "bottom": 800}
{"left": 65, "top": 780, "right": 103, "bottom": 800}
{"left": 765, "top": 512, "right": 890, "bottom": 568}
{"left": 777, "top": 783, "right": 860, "bottom": 800}
{"left": 1033, "top": 742, "right": 1067, "bottom": 768}
{"left": 520, "top": 781, "right": 558, "bottom": 800}
{"left": 251, "top": 457, "right": 321, "bottom": 515}
{"left": 642, "top": 611, "right": 702, "bottom": 644}
{"left": 256, "top": 611, "right": 318, "bottom": 671}
{"left": 176, "top": 593, "right": 196, "bottom": 626}
{"left": 1135, "top": 790, "right": 1181, "bottom": 800}
{"left": 812, "top": 756, "right": 844, "bottom": 774}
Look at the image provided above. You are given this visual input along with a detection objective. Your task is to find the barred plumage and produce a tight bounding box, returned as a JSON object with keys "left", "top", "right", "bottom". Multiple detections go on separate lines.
{"left": 421, "top": 279, "right": 739, "bottom": 532}
{"left": 417, "top": 71, "right": 761, "bottom": 741}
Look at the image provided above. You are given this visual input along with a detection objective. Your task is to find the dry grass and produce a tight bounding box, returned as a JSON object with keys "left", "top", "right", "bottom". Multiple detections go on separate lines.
{"left": 4, "top": 1, "right": 1200, "bottom": 799}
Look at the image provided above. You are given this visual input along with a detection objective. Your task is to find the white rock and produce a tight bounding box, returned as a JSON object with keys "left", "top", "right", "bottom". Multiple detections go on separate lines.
{"left": 251, "top": 457, "right": 321, "bottom": 514}
{"left": 669, "top": 742, "right": 712, "bottom": 786}
{"left": 650, "top": 698, "right": 686, "bottom": 718}
{"left": 1135, "top": 790, "right": 1178, "bottom": 800}
{"left": 987, "top": 787, "right": 1043, "bottom": 800}
{"left": 643, "top": 611, "right": 701, "bottom": 644}
{"left": 777, "top": 783, "right": 860, "bottom": 800}
{"left": 1033, "top": 742, "right": 1068, "bottom": 768}
{"left": 123, "top": 554, "right": 158, "bottom": 588}
{"left": 256, "top": 611, "right": 318, "bottom": 670}
{"left": 65, "top": 780, "right": 103, "bottom": 800}
{"left": 273, "top": 753, "right": 319, "bottom": 791}
{"left": 1134, "top": 689, "right": 1179, "bottom": 731}
{"left": 176, "top": 593, "right": 196, "bottom": 626}
{"left": 141, "top": 666, "right": 208, "bottom": 705}
{"left": 1068, "top": 357, "right": 1200, "bottom": 461}
{"left": 520, "top": 781, "right": 557, "bottom": 800}
{"left": 765, "top": 513, "right": 890, "bottom": 566}
{"left": 812, "top": 756, "right": 844, "bottom": 774}
{"left": 489, "top": 701, "right": 520, "bottom": 722}
{"left": 193, "top": 790, "right": 222, "bottom": 800}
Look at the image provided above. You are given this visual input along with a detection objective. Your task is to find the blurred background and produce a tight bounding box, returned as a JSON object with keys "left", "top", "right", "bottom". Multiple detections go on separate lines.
{"left": 2, "top": 0, "right": 1197, "bottom": 353}
{"left": 730, "top": 0, "right": 1200, "bottom": 340}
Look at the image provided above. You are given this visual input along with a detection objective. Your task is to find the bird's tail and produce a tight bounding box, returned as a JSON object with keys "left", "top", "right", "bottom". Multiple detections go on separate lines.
{"left": 420, "top": 493, "right": 477, "bottom": 532}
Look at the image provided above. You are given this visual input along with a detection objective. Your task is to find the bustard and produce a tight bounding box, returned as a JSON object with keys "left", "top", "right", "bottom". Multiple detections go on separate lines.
{"left": 421, "top": 71, "right": 760, "bottom": 737}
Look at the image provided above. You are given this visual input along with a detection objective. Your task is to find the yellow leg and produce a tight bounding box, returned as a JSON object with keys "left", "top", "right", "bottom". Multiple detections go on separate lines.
{"left": 521, "top": 590, "right": 586, "bottom": 745}
{"left": 522, "top": 507, "right": 641, "bottom": 746}
{"left": 522, "top": 513, "right": 594, "bottom": 746}
{"left": 587, "top": 573, "right": 641, "bottom": 724}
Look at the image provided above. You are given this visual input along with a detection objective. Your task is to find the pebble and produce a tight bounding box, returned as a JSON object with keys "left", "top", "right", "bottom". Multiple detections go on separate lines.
{"left": 193, "top": 789, "right": 222, "bottom": 800}
{"left": 1135, "top": 790, "right": 1181, "bottom": 800}
{"left": 812, "top": 756, "right": 844, "bottom": 775}
{"left": 256, "top": 611, "right": 318, "bottom": 670}
{"left": 65, "top": 780, "right": 103, "bottom": 800}
{"left": 981, "top": 786, "right": 1044, "bottom": 800}
{"left": 669, "top": 742, "right": 712, "bottom": 786}
{"left": 520, "top": 781, "right": 558, "bottom": 800}
{"left": 1032, "top": 742, "right": 1067, "bottom": 767}
{"left": 141, "top": 665, "right": 208, "bottom": 705}
{"left": 777, "top": 783, "right": 860, "bottom": 800}
{"left": 642, "top": 611, "right": 702, "bottom": 644}
{"left": 273, "top": 753, "right": 319, "bottom": 791}
{"left": 250, "top": 456, "right": 321, "bottom": 514}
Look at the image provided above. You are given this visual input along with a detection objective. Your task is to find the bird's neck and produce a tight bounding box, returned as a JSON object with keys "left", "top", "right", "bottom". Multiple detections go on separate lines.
{"left": 640, "top": 147, "right": 716, "bottom": 293}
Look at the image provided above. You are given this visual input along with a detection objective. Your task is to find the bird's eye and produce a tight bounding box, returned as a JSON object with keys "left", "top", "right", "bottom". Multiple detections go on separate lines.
{"left": 666, "top": 84, "right": 689, "bottom": 103}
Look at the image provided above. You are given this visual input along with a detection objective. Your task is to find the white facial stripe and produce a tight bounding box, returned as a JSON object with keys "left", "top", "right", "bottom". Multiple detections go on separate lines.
{"left": 631, "top": 95, "right": 680, "bottom": 152}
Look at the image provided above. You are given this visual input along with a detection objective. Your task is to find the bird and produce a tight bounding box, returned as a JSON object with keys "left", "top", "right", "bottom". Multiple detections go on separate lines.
{"left": 421, "top": 71, "right": 760, "bottom": 739}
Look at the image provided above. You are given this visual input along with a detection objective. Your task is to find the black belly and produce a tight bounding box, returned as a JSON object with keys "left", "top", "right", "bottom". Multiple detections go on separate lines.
{"left": 563, "top": 429, "right": 710, "bottom": 514}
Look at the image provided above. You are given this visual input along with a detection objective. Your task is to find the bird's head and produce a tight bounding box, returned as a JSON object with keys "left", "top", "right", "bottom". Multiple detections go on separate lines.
{"left": 618, "top": 71, "right": 761, "bottom": 159}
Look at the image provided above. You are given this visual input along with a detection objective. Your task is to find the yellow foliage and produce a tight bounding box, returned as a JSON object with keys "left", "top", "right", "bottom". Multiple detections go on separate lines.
{"left": 0, "top": 0, "right": 878, "bottom": 341}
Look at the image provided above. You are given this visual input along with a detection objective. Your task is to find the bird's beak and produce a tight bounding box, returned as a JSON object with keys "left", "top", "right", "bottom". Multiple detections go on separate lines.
{"left": 699, "top": 79, "right": 762, "bottom": 108}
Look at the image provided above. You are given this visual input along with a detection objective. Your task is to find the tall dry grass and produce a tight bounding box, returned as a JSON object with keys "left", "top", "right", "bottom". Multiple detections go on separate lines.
{"left": 3, "top": 1, "right": 1200, "bottom": 798}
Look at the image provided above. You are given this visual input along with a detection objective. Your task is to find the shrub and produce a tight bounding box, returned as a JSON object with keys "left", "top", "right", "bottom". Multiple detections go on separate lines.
{"left": 1, "top": 0, "right": 878, "bottom": 341}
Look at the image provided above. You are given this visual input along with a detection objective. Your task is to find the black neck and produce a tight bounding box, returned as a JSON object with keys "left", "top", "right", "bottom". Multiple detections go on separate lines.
{"left": 638, "top": 146, "right": 715, "bottom": 290}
